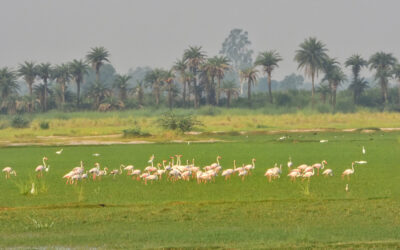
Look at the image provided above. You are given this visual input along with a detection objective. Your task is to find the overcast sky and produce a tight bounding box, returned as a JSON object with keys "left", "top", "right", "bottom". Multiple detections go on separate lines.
{"left": 1, "top": 0, "right": 399, "bottom": 80}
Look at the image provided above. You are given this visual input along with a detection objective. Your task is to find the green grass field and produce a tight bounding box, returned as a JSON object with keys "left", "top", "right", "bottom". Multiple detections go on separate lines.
{"left": 1, "top": 131, "right": 400, "bottom": 248}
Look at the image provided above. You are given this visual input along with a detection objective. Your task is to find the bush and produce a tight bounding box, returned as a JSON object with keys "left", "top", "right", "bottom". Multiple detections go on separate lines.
{"left": 11, "top": 116, "right": 30, "bottom": 128}
{"left": 122, "top": 127, "right": 151, "bottom": 137}
{"left": 39, "top": 121, "right": 50, "bottom": 130}
{"left": 157, "top": 112, "right": 203, "bottom": 132}
{"left": 197, "top": 106, "right": 221, "bottom": 116}
{"left": 316, "top": 104, "right": 331, "bottom": 113}
{"left": 336, "top": 99, "right": 355, "bottom": 113}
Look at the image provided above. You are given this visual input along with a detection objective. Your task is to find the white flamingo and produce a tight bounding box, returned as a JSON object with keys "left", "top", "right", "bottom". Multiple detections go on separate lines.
{"left": 130, "top": 169, "right": 142, "bottom": 180}
{"left": 56, "top": 149, "right": 63, "bottom": 155}
{"left": 287, "top": 171, "right": 300, "bottom": 182}
{"left": 312, "top": 160, "right": 327, "bottom": 175}
{"left": 322, "top": 169, "right": 333, "bottom": 177}
{"left": 302, "top": 167, "right": 315, "bottom": 181}
{"left": 2, "top": 167, "right": 16, "bottom": 179}
{"left": 121, "top": 164, "right": 134, "bottom": 175}
{"left": 342, "top": 162, "right": 355, "bottom": 180}
{"left": 89, "top": 163, "right": 101, "bottom": 180}
{"left": 244, "top": 158, "right": 256, "bottom": 173}
{"left": 35, "top": 157, "right": 49, "bottom": 177}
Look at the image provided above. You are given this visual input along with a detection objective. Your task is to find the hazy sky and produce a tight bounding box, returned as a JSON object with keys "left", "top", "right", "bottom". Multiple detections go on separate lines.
{"left": 1, "top": 0, "right": 399, "bottom": 80}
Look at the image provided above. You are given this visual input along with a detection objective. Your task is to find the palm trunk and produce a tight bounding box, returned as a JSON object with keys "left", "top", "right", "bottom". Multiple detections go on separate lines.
{"left": 168, "top": 84, "right": 172, "bottom": 109}
{"left": 96, "top": 69, "right": 100, "bottom": 83}
{"left": 61, "top": 82, "right": 65, "bottom": 105}
{"left": 182, "top": 80, "right": 186, "bottom": 106}
{"left": 155, "top": 84, "right": 160, "bottom": 106}
{"left": 227, "top": 91, "right": 231, "bottom": 108}
{"left": 381, "top": 78, "right": 388, "bottom": 104}
{"left": 267, "top": 71, "right": 273, "bottom": 104}
{"left": 247, "top": 79, "right": 251, "bottom": 102}
{"left": 77, "top": 81, "right": 81, "bottom": 107}
{"left": 186, "top": 81, "right": 191, "bottom": 107}
{"left": 44, "top": 78, "right": 48, "bottom": 111}
{"left": 193, "top": 72, "right": 198, "bottom": 108}
{"left": 311, "top": 73, "right": 315, "bottom": 108}
{"left": 28, "top": 82, "right": 33, "bottom": 112}
{"left": 216, "top": 77, "right": 221, "bottom": 105}
{"left": 398, "top": 81, "right": 400, "bottom": 104}
{"left": 332, "top": 85, "right": 337, "bottom": 111}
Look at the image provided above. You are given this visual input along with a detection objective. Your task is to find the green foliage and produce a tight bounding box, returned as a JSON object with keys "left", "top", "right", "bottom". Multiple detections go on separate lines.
{"left": 11, "top": 115, "right": 30, "bottom": 128}
{"left": 39, "top": 121, "right": 50, "bottom": 130}
{"left": 157, "top": 112, "right": 202, "bottom": 132}
{"left": 122, "top": 127, "right": 151, "bottom": 137}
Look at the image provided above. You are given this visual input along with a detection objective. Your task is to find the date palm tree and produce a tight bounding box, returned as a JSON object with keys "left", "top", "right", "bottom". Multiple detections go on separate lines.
{"left": 69, "top": 59, "right": 89, "bottom": 107}
{"left": 87, "top": 81, "right": 111, "bottom": 109}
{"left": 183, "top": 46, "right": 206, "bottom": 108}
{"left": 221, "top": 80, "right": 239, "bottom": 108}
{"left": 255, "top": 50, "right": 282, "bottom": 103}
{"left": 214, "top": 56, "right": 230, "bottom": 105}
{"left": 322, "top": 66, "right": 346, "bottom": 110}
{"left": 52, "top": 64, "right": 71, "bottom": 105}
{"left": 173, "top": 58, "right": 188, "bottom": 106}
{"left": 240, "top": 66, "right": 258, "bottom": 103}
{"left": 18, "top": 61, "right": 37, "bottom": 112}
{"left": 36, "top": 63, "right": 52, "bottom": 111}
{"left": 294, "top": 37, "right": 328, "bottom": 106}
{"left": 85, "top": 47, "right": 110, "bottom": 83}
{"left": 133, "top": 80, "right": 145, "bottom": 107}
{"left": 348, "top": 78, "right": 369, "bottom": 104}
{"left": 202, "top": 57, "right": 218, "bottom": 105}
{"left": 162, "top": 70, "right": 175, "bottom": 109}
{"left": 33, "top": 83, "right": 51, "bottom": 112}
{"left": 144, "top": 68, "right": 164, "bottom": 106}
{"left": 0, "top": 68, "right": 19, "bottom": 112}
{"left": 321, "top": 57, "right": 339, "bottom": 104}
{"left": 391, "top": 64, "right": 400, "bottom": 104}
{"left": 369, "top": 52, "right": 397, "bottom": 104}
{"left": 113, "top": 74, "right": 132, "bottom": 102}
{"left": 316, "top": 83, "right": 330, "bottom": 104}
{"left": 345, "top": 55, "right": 368, "bottom": 104}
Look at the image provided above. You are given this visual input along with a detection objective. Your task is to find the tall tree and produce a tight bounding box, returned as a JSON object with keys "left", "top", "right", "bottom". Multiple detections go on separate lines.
{"left": 133, "top": 80, "right": 145, "bottom": 107}
{"left": 221, "top": 80, "right": 239, "bottom": 108}
{"left": 202, "top": 57, "right": 218, "bottom": 105}
{"left": 69, "top": 59, "right": 89, "bottom": 107}
{"left": 183, "top": 46, "right": 206, "bottom": 108}
{"left": 162, "top": 70, "right": 175, "bottom": 109}
{"left": 321, "top": 57, "right": 339, "bottom": 104}
{"left": 294, "top": 37, "right": 328, "bottom": 106}
{"left": 33, "top": 83, "right": 51, "bottom": 112}
{"left": 36, "top": 63, "right": 52, "bottom": 111}
{"left": 87, "top": 81, "right": 111, "bottom": 108}
{"left": 316, "top": 83, "right": 330, "bottom": 104}
{"left": 345, "top": 55, "right": 368, "bottom": 103}
{"left": 369, "top": 52, "right": 397, "bottom": 104}
{"left": 173, "top": 59, "right": 188, "bottom": 106}
{"left": 52, "top": 64, "right": 71, "bottom": 105}
{"left": 144, "top": 68, "right": 164, "bottom": 106}
{"left": 18, "top": 61, "right": 37, "bottom": 112}
{"left": 391, "top": 64, "right": 400, "bottom": 104}
{"left": 214, "top": 56, "right": 230, "bottom": 105}
{"left": 113, "top": 74, "right": 132, "bottom": 102}
{"left": 85, "top": 47, "right": 110, "bottom": 83}
{"left": 0, "top": 68, "right": 19, "bottom": 112}
{"left": 322, "top": 66, "right": 346, "bottom": 110}
{"left": 255, "top": 50, "right": 282, "bottom": 103}
{"left": 240, "top": 66, "right": 258, "bottom": 103}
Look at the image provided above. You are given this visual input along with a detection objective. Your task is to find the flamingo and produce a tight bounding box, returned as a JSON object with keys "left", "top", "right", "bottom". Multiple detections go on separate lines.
{"left": 297, "top": 164, "right": 308, "bottom": 172}
{"left": 322, "top": 169, "right": 333, "bottom": 177}
{"left": 221, "top": 162, "right": 235, "bottom": 180}
{"left": 156, "top": 163, "right": 166, "bottom": 179}
{"left": 89, "top": 163, "right": 101, "bottom": 180}
{"left": 312, "top": 160, "right": 327, "bottom": 175}
{"left": 97, "top": 167, "right": 108, "bottom": 179}
{"left": 121, "top": 164, "right": 134, "bottom": 175}
{"left": 2, "top": 167, "right": 16, "bottom": 179}
{"left": 109, "top": 165, "right": 123, "bottom": 178}
{"left": 56, "top": 149, "right": 63, "bottom": 155}
{"left": 63, "top": 171, "right": 75, "bottom": 184}
{"left": 210, "top": 156, "right": 222, "bottom": 168}
{"left": 341, "top": 162, "right": 355, "bottom": 180}
{"left": 287, "top": 171, "right": 300, "bottom": 182}
{"left": 35, "top": 157, "right": 49, "bottom": 177}
{"left": 148, "top": 154, "right": 155, "bottom": 166}
{"left": 302, "top": 167, "right": 315, "bottom": 181}
{"left": 238, "top": 164, "right": 248, "bottom": 181}
{"left": 130, "top": 169, "right": 142, "bottom": 180}
{"left": 144, "top": 174, "right": 158, "bottom": 185}
{"left": 244, "top": 158, "right": 256, "bottom": 174}
{"left": 287, "top": 157, "right": 293, "bottom": 170}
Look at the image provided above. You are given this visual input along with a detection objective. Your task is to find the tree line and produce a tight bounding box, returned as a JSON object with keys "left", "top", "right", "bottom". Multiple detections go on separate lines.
{"left": 1, "top": 31, "right": 400, "bottom": 114}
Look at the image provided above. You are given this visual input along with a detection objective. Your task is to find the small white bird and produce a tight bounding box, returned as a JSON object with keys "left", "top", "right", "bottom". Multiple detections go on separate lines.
{"left": 345, "top": 184, "right": 349, "bottom": 192}
{"left": 355, "top": 161, "right": 367, "bottom": 165}
{"left": 30, "top": 183, "right": 36, "bottom": 195}
{"left": 362, "top": 146, "right": 366, "bottom": 155}
{"left": 320, "top": 140, "right": 328, "bottom": 143}
{"left": 93, "top": 153, "right": 100, "bottom": 157}
{"left": 56, "top": 149, "right": 63, "bottom": 155}
{"left": 279, "top": 136, "right": 286, "bottom": 141}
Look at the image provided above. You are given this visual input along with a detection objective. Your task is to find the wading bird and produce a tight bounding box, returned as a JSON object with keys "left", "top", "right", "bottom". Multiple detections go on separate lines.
{"left": 342, "top": 162, "right": 355, "bottom": 180}
{"left": 2, "top": 167, "right": 16, "bottom": 179}
{"left": 56, "top": 149, "right": 63, "bottom": 155}
{"left": 35, "top": 157, "right": 49, "bottom": 177}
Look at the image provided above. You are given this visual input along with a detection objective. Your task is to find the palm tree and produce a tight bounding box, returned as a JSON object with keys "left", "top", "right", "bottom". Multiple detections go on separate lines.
{"left": 133, "top": 80, "right": 145, "bottom": 107}
{"left": 69, "top": 59, "right": 89, "bottom": 107}
{"left": 85, "top": 47, "right": 110, "bottom": 83}
{"left": 0, "top": 68, "right": 19, "bottom": 112}
{"left": 162, "top": 70, "right": 175, "bottom": 109}
{"left": 214, "top": 56, "right": 230, "bottom": 105}
{"left": 316, "top": 83, "right": 330, "bottom": 104}
{"left": 52, "top": 64, "right": 71, "bottom": 105}
{"left": 391, "top": 64, "right": 400, "bottom": 104}
{"left": 240, "top": 66, "right": 258, "bottom": 103}
{"left": 33, "top": 83, "right": 51, "bottom": 112}
{"left": 202, "top": 57, "right": 218, "bottom": 105}
{"left": 144, "top": 68, "right": 164, "bottom": 106}
{"left": 173, "top": 58, "right": 188, "bottom": 106}
{"left": 17, "top": 61, "right": 37, "bottom": 112}
{"left": 345, "top": 55, "right": 368, "bottom": 104}
{"left": 294, "top": 37, "right": 328, "bottom": 106}
{"left": 113, "top": 74, "right": 132, "bottom": 103}
{"left": 221, "top": 80, "right": 239, "bottom": 107}
{"left": 36, "top": 63, "right": 52, "bottom": 111}
{"left": 321, "top": 57, "right": 340, "bottom": 104}
{"left": 87, "top": 81, "right": 111, "bottom": 109}
{"left": 255, "top": 50, "right": 282, "bottom": 103}
{"left": 369, "top": 52, "right": 397, "bottom": 104}
{"left": 348, "top": 78, "right": 369, "bottom": 104}
{"left": 322, "top": 67, "right": 346, "bottom": 110}
{"left": 183, "top": 46, "right": 206, "bottom": 108}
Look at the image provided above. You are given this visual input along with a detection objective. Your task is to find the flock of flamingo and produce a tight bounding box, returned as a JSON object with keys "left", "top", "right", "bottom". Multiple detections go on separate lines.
{"left": 2, "top": 146, "right": 368, "bottom": 189}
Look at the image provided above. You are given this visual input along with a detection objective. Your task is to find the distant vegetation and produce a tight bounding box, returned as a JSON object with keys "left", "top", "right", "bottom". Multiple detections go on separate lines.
{"left": 1, "top": 29, "right": 400, "bottom": 115}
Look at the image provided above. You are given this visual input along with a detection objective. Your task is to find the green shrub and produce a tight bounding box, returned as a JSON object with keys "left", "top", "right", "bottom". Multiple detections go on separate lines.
{"left": 336, "top": 100, "right": 355, "bottom": 113}
{"left": 39, "top": 121, "right": 50, "bottom": 130}
{"left": 316, "top": 104, "right": 331, "bottom": 113}
{"left": 157, "top": 112, "right": 202, "bottom": 132}
{"left": 197, "top": 106, "right": 221, "bottom": 116}
{"left": 123, "top": 127, "right": 151, "bottom": 137}
{"left": 11, "top": 116, "right": 30, "bottom": 128}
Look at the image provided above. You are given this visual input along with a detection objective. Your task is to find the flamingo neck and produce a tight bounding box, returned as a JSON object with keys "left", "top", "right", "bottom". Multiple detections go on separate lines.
{"left": 217, "top": 157, "right": 220, "bottom": 165}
